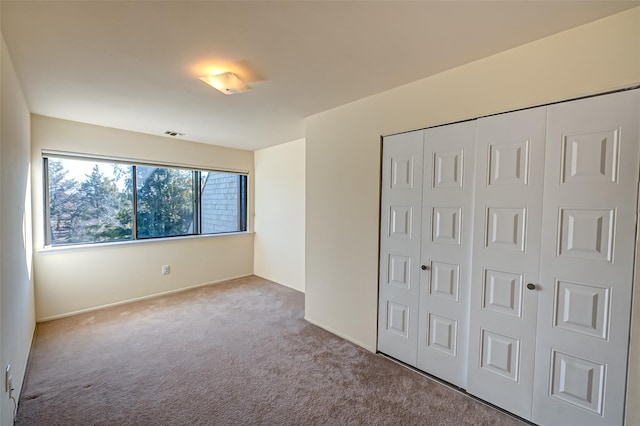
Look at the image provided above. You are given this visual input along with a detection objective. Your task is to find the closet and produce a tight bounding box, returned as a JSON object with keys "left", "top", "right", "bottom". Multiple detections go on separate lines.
{"left": 377, "top": 89, "right": 639, "bottom": 425}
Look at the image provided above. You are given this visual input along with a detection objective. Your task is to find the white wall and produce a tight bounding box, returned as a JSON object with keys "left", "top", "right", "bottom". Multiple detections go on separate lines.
{"left": 304, "top": 3, "right": 640, "bottom": 412}
{"left": 31, "top": 116, "right": 255, "bottom": 320}
{"left": 0, "top": 34, "right": 35, "bottom": 426}
{"left": 254, "top": 138, "right": 305, "bottom": 292}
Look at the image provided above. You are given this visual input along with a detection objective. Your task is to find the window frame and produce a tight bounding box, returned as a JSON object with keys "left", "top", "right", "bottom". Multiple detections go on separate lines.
{"left": 42, "top": 151, "right": 249, "bottom": 247}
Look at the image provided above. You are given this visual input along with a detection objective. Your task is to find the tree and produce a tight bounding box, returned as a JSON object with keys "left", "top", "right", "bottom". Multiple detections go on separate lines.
{"left": 111, "top": 164, "right": 134, "bottom": 236}
{"left": 47, "top": 159, "right": 196, "bottom": 244}
{"left": 48, "top": 160, "right": 81, "bottom": 244}
{"left": 136, "top": 167, "right": 193, "bottom": 238}
{"left": 77, "top": 165, "right": 132, "bottom": 242}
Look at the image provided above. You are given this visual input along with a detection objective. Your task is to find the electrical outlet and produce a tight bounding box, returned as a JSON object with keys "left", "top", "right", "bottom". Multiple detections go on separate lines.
{"left": 161, "top": 264, "right": 170, "bottom": 275}
{"left": 5, "top": 365, "right": 12, "bottom": 395}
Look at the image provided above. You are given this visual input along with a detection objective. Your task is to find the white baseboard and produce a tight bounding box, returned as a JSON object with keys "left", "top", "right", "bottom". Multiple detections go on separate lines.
{"left": 253, "top": 273, "right": 305, "bottom": 294}
{"left": 14, "top": 320, "right": 36, "bottom": 414}
{"left": 304, "top": 315, "right": 377, "bottom": 353}
{"left": 37, "top": 274, "right": 253, "bottom": 322}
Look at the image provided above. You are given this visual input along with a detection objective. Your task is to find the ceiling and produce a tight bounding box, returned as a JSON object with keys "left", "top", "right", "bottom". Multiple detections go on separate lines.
{"left": 1, "top": 1, "right": 638, "bottom": 151}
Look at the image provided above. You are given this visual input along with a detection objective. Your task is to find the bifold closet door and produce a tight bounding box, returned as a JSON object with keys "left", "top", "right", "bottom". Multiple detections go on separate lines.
{"left": 378, "top": 130, "right": 424, "bottom": 366}
{"left": 416, "top": 121, "right": 476, "bottom": 388}
{"left": 379, "top": 89, "right": 639, "bottom": 426}
{"left": 532, "top": 90, "right": 640, "bottom": 426}
{"left": 466, "top": 107, "right": 547, "bottom": 419}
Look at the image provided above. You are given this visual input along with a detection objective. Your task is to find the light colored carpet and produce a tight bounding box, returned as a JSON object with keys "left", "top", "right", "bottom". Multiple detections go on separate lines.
{"left": 16, "top": 276, "right": 524, "bottom": 425}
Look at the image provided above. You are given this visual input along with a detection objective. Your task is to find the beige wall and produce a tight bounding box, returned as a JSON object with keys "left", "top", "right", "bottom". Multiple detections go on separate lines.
{"left": 304, "top": 4, "right": 640, "bottom": 418}
{"left": 31, "top": 115, "right": 255, "bottom": 320}
{"left": 254, "top": 138, "right": 305, "bottom": 292}
{"left": 1, "top": 34, "right": 36, "bottom": 425}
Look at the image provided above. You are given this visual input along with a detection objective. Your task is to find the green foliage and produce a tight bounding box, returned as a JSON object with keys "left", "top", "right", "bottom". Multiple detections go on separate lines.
{"left": 136, "top": 167, "right": 194, "bottom": 238}
{"left": 48, "top": 160, "right": 81, "bottom": 242}
{"left": 48, "top": 160, "right": 132, "bottom": 245}
{"left": 48, "top": 160, "right": 197, "bottom": 245}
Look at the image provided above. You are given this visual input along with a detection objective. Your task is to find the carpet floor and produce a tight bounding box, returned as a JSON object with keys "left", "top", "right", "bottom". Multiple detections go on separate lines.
{"left": 16, "top": 276, "right": 524, "bottom": 425}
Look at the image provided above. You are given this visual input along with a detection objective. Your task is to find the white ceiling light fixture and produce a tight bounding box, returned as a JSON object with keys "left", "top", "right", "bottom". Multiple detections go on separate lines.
{"left": 199, "top": 72, "right": 251, "bottom": 95}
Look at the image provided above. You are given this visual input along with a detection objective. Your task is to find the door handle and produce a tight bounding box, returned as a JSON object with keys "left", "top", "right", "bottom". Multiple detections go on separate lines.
{"left": 421, "top": 265, "right": 430, "bottom": 271}
{"left": 527, "top": 283, "right": 536, "bottom": 290}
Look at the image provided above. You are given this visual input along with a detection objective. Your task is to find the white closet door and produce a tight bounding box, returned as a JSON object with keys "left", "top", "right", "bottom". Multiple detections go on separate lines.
{"left": 417, "top": 121, "right": 476, "bottom": 388}
{"left": 532, "top": 90, "right": 640, "bottom": 426}
{"left": 467, "top": 107, "right": 547, "bottom": 419}
{"left": 378, "top": 130, "right": 424, "bottom": 365}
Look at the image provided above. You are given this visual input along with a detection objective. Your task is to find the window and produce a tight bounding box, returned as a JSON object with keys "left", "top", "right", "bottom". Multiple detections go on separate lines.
{"left": 136, "top": 166, "right": 194, "bottom": 239}
{"left": 44, "top": 155, "right": 248, "bottom": 246}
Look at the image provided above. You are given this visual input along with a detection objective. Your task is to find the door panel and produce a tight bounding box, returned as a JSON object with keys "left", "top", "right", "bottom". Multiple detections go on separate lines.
{"left": 378, "top": 130, "right": 424, "bottom": 365}
{"left": 532, "top": 89, "right": 640, "bottom": 426}
{"left": 417, "top": 121, "right": 476, "bottom": 388}
{"left": 467, "top": 107, "right": 547, "bottom": 419}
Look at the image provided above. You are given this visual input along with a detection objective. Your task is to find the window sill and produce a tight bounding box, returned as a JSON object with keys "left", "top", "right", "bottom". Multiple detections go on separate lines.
{"left": 37, "top": 231, "right": 254, "bottom": 254}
